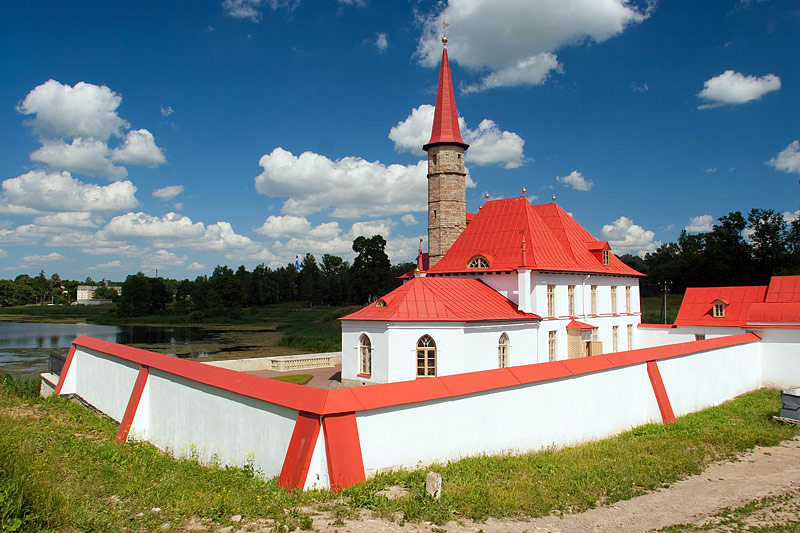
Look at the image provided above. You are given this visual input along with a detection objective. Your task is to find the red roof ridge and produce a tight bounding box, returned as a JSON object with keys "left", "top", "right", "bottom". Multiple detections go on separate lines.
{"left": 423, "top": 45, "right": 468, "bottom": 150}
{"left": 566, "top": 319, "right": 597, "bottom": 330}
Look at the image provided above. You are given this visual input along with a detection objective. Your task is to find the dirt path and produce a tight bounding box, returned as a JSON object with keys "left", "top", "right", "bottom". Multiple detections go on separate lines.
{"left": 306, "top": 437, "right": 800, "bottom": 533}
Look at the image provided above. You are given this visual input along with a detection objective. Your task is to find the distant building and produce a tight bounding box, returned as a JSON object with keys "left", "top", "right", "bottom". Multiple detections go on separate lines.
{"left": 76, "top": 283, "right": 121, "bottom": 305}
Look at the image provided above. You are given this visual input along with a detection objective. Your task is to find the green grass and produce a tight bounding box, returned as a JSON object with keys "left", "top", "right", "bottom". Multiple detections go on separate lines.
{"left": 0, "top": 375, "right": 796, "bottom": 530}
{"left": 641, "top": 293, "right": 684, "bottom": 324}
{"left": 271, "top": 374, "right": 313, "bottom": 385}
{"left": 273, "top": 303, "right": 360, "bottom": 352}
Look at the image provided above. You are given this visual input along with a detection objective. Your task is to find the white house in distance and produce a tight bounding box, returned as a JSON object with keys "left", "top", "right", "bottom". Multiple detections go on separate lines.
{"left": 341, "top": 36, "right": 643, "bottom": 385}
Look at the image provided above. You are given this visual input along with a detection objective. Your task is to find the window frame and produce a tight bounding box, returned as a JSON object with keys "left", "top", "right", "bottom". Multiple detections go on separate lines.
{"left": 467, "top": 255, "right": 490, "bottom": 269}
{"left": 611, "top": 286, "right": 618, "bottom": 315}
{"left": 547, "top": 284, "right": 556, "bottom": 317}
{"left": 602, "top": 249, "right": 609, "bottom": 266}
{"left": 625, "top": 286, "right": 631, "bottom": 313}
{"left": 498, "top": 332, "right": 509, "bottom": 368}
{"left": 568, "top": 285, "right": 576, "bottom": 316}
{"left": 591, "top": 285, "right": 597, "bottom": 315}
{"left": 416, "top": 334, "right": 437, "bottom": 378}
{"left": 548, "top": 331, "right": 557, "bottom": 362}
{"left": 612, "top": 325, "right": 619, "bottom": 353}
{"left": 712, "top": 301, "right": 725, "bottom": 318}
{"left": 627, "top": 324, "right": 633, "bottom": 350}
{"left": 359, "top": 334, "right": 372, "bottom": 376}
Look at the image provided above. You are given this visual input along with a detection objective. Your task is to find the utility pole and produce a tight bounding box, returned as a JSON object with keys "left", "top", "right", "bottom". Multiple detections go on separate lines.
{"left": 662, "top": 280, "right": 671, "bottom": 324}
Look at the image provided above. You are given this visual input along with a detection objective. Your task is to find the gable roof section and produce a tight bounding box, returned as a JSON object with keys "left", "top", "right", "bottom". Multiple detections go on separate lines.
{"left": 427, "top": 197, "right": 642, "bottom": 276}
{"left": 673, "top": 285, "right": 768, "bottom": 327}
{"left": 340, "top": 276, "right": 540, "bottom": 322}
{"left": 765, "top": 275, "right": 800, "bottom": 303}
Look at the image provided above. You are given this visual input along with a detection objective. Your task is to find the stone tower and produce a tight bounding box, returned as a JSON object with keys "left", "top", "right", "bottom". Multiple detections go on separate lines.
{"left": 423, "top": 36, "right": 469, "bottom": 268}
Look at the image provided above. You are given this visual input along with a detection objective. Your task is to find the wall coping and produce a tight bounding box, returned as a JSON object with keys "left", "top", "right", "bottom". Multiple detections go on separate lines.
{"left": 70, "top": 332, "right": 761, "bottom": 416}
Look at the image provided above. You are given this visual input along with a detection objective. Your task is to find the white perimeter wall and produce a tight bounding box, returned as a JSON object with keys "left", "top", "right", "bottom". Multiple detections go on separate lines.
{"left": 63, "top": 346, "right": 299, "bottom": 479}
{"left": 756, "top": 328, "right": 800, "bottom": 389}
{"left": 351, "top": 341, "right": 761, "bottom": 477}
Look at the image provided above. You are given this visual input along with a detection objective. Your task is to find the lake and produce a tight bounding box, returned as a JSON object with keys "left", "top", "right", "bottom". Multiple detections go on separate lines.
{"left": 0, "top": 321, "right": 212, "bottom": 378}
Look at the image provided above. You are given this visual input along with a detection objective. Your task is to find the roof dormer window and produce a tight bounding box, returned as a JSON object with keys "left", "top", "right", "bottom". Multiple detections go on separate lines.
{"left": 467, "top": 256, "right": 490, "bottom": 269}
{"left": 602, "top": 249, "right": 609, "bottom": 266}
{"left": 712, "top": 300, "right": 726, "bottom": 318}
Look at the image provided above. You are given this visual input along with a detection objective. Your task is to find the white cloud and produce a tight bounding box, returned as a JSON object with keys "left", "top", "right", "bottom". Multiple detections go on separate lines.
{"left": 141, "top": 249, "right": 186, "bottom": 268}
{"left": 92, "top": 260, "right": 124, "bottom": 269}
{"left": 697, "top": 70, "right": 781, "bottom": 109}
{"left": 704, "top": 167, "right": 717, "bottom": 173}
{"left": 601, "top": 216, "right": 660, "bottom": 257}
{"left": 160, "top": 106, "right": 174, "bottom": 117}
{"left": 0, "top": 249, "right": 6, "bottom": 258}
{"left": 173, "top": 202, "right": 184, "bottom": 211}
{"left": 18, "top": 80, "right": 165, "bottom": 180}
{"left": 0, "top": 224, "right": 59, "bottom": 245}
{"left": 415, "top": 0, "right": 648, "bottom": 93}
{"left": 349, "top": 219, "right": 394, "bottom": 239}
{"left": 222, "top": 0, "right": 298, "bottom": 21}
{"left": 20, "top": 252, "right": 65, "bottom": 266}
{"left": 17, "top": 79, "right": 128, "bottom": 140}
{"left": 338, "top": 0, "right": 366, "bottom": 5}
{"left": 375, "top": 32, "right": 388, "bottom": 51}
{"left": 401, "top": 214, "right": 418, "bottom": 226}
{"left": 783, "top": 210, "right": 800, "bottom": 224}
{"left": 389, "top": 105, "right": 525, "bottom": 168}
{"left": 82, "top": 244, "right": 142, "bottom": 256}
{"left": 767, "top": 140, "right": 800, "bottom": 175}
{"left": 30, "top": 138, "right": 128, "bottom": 180}
{"left": 631, "top": 81, "right": 649, "bottom": 92}
{"left": 33, "top": 212, "right": 104, "bottom": 228}
{"left": 255, "top": 215, "right": 313, "bottom": 238}
{"left": 255, "top": 148, "right": 430, "bottom": 217}
{"left": 153, "top": 185, "right": 185, "bottom": 202}
{"left": 685, "top": 214, "right": 714, "bottom": 233}
{"left": 111, "top": 129, "right": 166, "bottom": 167}
{"left": 461, "top": 53, "right": 562, "bottom": 94}
{"left": 556, "top": 170, "right": 593, "bottom": 191}
{"left": 187, "top": 262, "right": 205, "bottom": 271}
{"left": 1, "top": 170, "right": 138, "bottom": 213}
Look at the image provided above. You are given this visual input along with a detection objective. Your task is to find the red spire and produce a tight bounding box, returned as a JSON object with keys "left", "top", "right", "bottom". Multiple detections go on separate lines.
{"left": 423, "top": 45, "right": 468, "bottom": 151}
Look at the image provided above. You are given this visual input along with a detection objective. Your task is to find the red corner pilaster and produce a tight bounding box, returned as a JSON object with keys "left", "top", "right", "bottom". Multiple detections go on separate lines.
{"left": 53, "top": 344, "right": 76, "bottom": 395}
{"left": 322, "top": 412, "right": 366, "bottom": 490}
{"left": 278, "top": 411, "right": 322, "bottom": 490}
{"left": 646, "top": 361, "right": 676, "bottom": 424}
{"left": 115, "top": 365, "right": 149, "bottom": 444}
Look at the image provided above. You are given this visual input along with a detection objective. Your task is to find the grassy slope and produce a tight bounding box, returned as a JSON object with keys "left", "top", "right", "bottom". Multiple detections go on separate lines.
{"left": 0, "top": 375, "right": 795, "bottom": 530}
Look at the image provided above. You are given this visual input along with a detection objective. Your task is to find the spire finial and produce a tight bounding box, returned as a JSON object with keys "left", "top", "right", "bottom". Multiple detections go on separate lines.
{"left": 442, "top": 17, "right": 449, "bottom": 46}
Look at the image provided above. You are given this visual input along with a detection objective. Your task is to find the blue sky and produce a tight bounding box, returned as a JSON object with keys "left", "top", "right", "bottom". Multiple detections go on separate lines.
{"left": 0, "top": 0, "right": 798, "bottom": 281}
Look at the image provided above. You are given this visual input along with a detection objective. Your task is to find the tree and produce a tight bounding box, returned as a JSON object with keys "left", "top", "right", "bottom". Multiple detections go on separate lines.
{"left": 299, "top": 253, "right": 321, "bottom": 304}
{"left": 320, "top": 254, "right": 350, "bottom": 304}
{"left": 350, "top": 235, "right": 392, "bottom": 304}
{"left": 118, "top": 273, "right": 152, "bottom": 316}
{"left": 747, "top": 208, "right": 789, "bottom": 280}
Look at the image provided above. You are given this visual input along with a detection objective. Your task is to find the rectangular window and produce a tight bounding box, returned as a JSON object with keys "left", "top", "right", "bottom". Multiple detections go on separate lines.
{"left": 548, "top": 331, "right": 557, "bottom": 362}
{"left": 602, "top": 249, "right": 609, "bottom": 266}
{"left": 612, "top": 325, "right": 619, "bottom": 353}
{"left": 695, "top": 334, "right": 706, "bottom": 341}
{"left": 591, "top": 285, "right": 597, "bottom": 315}
{"left": 713, "top": 303, "right": 725, "bottom": 318}
{"left": 611, "top": 286, "right": 617, "bottom": 314}
{"left": 627, "top": 324, "right": 633, "bottom": 350}
{"left": 626, "top": 286, "right": 631, "bottom": 313}
{"left": 568, "top": 285, "right": 575, "bottom": 316}
{"left": 547, "top": 284, "right": 556, "bottom": 317}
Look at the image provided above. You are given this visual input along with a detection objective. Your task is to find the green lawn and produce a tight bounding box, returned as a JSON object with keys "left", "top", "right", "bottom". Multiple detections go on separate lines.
{"left": 641, "top": 293, "right": 684, "bottom": 324}
{"left": 271, "top": 373, "right": 313, "bottom": 385}
{"left": 0, "top": 374, "right": 795, "bottom": 531}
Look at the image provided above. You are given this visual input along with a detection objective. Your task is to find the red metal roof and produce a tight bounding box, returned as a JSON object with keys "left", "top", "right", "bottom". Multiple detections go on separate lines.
{"left": 423, "top": 46, "right": 468, "bottom": 150}
{"left": 747, "top": 302, "right": 800, "bottom": 324}
{"left": 566, "top": 319, "right": 597, "bottom": 330}
{"left": 673, "top": 285, "right": 768, "bottom": 327}
{"left": 765, "top": 275, "right": 800, "bottom": 303}
{"left": 426, "top": 197, "right": 643, "bottom": 276}
{"left": 340, "top": 276, "right": 540, "bottom": 322}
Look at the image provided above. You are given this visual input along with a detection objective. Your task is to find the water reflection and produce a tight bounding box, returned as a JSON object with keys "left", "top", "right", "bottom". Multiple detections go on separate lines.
{"left": 0, "top": 321, "right": 212, "bottom": 378}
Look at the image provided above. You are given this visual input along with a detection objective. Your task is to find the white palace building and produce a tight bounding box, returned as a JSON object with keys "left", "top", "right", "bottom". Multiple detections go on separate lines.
{"left": 45, "top": 36, "right": 800, "bottom": 492}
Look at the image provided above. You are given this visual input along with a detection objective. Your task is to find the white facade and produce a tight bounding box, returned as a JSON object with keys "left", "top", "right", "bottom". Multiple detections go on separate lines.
{"left": 342, "top": 269, "right": 642, "bottom": 384}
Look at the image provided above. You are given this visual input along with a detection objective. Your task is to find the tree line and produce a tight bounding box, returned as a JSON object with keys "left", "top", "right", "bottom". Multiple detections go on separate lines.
{"left": 621, "top": 208, "right": 800, "bottom": 297}
{"left": 0, "top": 235, "right": 415, "bottom": 316}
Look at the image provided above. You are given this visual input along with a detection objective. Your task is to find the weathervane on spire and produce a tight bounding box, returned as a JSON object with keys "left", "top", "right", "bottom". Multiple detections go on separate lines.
{"left": 442, "top": 17, "right": 449, "bottom": 46}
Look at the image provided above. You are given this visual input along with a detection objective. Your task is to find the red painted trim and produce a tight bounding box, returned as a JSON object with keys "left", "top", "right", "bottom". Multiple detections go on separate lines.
{"left": 638, "top": 323, "right": 674, "bottom": 329}
{"left": 646, "top": 361, "right": 676, "bottom": 424}
{"left": 71, "top": 336, "right": 326, "bottom": 413}
{"left": 116, "top": 365, "right": 149, "bottom": 443}
{"left": 322, "top": 412, "right": 366, "bottom": 490}
{"left": 70, "top": 333, "right": 761, "bottom": 417}
{"left": 53, "top": 344, "right": 76, "bottom": 395}
{"left": 356, "top": 373, "right": 371, "bottom": 378}
{"left": 278, "top": 411, "right": 321, "bottom": 490}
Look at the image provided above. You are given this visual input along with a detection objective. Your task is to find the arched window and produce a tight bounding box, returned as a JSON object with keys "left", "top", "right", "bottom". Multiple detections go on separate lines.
{"left": 467, "top": 256, "right": 490, "bottom": 269}
{"left": 498, "top": 333, "right": 509, "bottom": 368}
{"left": 359, "top": 334, "right": 372, "bottom": 376}
{"left": 416, "top": 335, "right": 436, "bottom": 377}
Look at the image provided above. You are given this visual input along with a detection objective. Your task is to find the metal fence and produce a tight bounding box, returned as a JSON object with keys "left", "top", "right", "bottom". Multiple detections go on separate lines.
{"left": 49, "top": 352, "right": 67, "bottom": 376}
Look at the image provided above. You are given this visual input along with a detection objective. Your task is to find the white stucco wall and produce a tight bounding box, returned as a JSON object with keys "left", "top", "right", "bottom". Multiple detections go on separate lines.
{"left": 342, "top": 322, "right": 389, "bottom": 383}
{"left": 142, "top": 369, "right": 298, "bottom": 478}
{"left": 657, "top": 343, "right": 761, "bottom": 417}
{"left": 355, "top": 363, "right": 660, "bottom": 475}
{"left": 756, "top": 328, "right": 800, "bottom": 389}
{"left": 637, "top": 327, "right": 699, "bottom": 348}
{"left": 67, "top": 347, "right": 142, "bottom": 422}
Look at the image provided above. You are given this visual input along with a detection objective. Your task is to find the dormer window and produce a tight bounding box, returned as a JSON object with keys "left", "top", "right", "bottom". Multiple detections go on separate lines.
{"left": 467, "top": 256, "right": 490, "bottom": 269}
{"left": 712, "top": 300, "right": 726, "bottom": 318}
{"left": 375, "top": 299, "right": 387, "bottom": 307}
{"left": 602, "top": 249, "right": 609, "bottom": 266}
